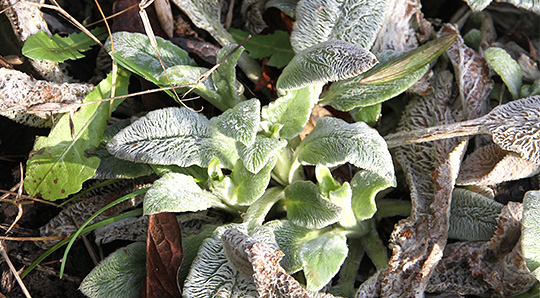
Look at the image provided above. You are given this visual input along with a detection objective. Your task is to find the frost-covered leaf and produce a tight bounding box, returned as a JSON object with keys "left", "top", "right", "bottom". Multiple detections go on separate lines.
{"left": 350, "top": 170, "right": 396, "bottom": 221}
{"left": 320, "top": 51, "right": 428, "bottom": 111}
{"left": 298, "top": 232, "right": 348, "bottom": 291}
{"left": 25, "top": 71, "right": 129, "bottom": 200}
{"left": 211, "top": 99, "right": 260, "bottom": 146}
{"left": 284, "top": 181, "right": 342, "bottom": 229}
{"left": 22, "top": 28, "right": 107, "bottom": 62}
{"left": 359, "top": 33, "right": 457, "bottom": 84}
{"left": 261, "top": 85, "right": 319, "bottom": 140}
{"left": 448, "top": 188, "right": 503, "bottom": 241}
{"left": 440, "top": 24, "right": 492, "bottom": 120}
{"left": 80, "top": 242, "right": 146, "bottom": 298}
{"left": 230, "top": 29, "right": 294, "bottom": 68}
{"left": 457, "top": 144, "right": 540, "bottom": 186}
{"left": 143, "top": 172, "right": 223, "bottom": 215}
{"left": 231, "top": 156, "right": 277, "bottom": 206}
{"left": 296, "top": 117, "right": 394, "bottom": 181}
{"left": 523, "top": 190, "right": 540, "bottom": 281}
{"left": 291, "top": 0, "right": 389, "bottom": 52}
{"left": 237, "top": 135, "right": 287, "bottom": 173}
{"left": 277, "top": 40, "right": 378, "bottom": 90}
{"left": 485, "top": 47, "right": 523, "bottom": 100}
{"left": 178, "top": 225, "right": 217, "bottom": 285}
{"left": 107, "top": 107, "right": 238, "bottom": 168}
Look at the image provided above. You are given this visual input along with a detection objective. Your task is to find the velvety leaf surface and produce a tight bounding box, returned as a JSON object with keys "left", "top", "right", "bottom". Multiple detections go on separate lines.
{"left": 25, "top": 71, "right": 129, "bottom": 200}
{"left": 299, "top": 232, "right": 348, "bottom": 291}
{"left": 144, "top": 173, "right": 223, "bottom": 215}
{"left": 145, "top": 212, "right": 183, "bottom": 297}
{"left": 80, "top": 242, "right": 146, "bottom": 298}
{"left": 231, "top": 156, "right": 278, "bottom": 206}
{"left": 230, "top": 29, "right": 294, "bottom": 68}
{"left": 211, "top": 99, "right": 260, "bottom": 146}
{"left": 107, "top": 107, "right": 238, "bottom": 168}
{"left": 261, "top": 86, "right": 319, "bottom": 140}
{"left": 237, "top": 135, "right": 286, "bottom": 174}
{"left": 284, "top": 181, "right": 342, "bottom": 229}
{"left": 296, "top": 117, "right": 394, "bottom": 181}
{"left": 484, "top": 47, "right": 523, "bottom": 99}
{"left": 277, "top": 40, "right": 377, "bottom": 90}
{"left": 350, "top": 170, "right": 396, "bottom": 221}
{"left": 522, "top": 190, "right": 540, "bottom": 281}
{"left": 291, "top": 0, "right": 389, "bottom": 52}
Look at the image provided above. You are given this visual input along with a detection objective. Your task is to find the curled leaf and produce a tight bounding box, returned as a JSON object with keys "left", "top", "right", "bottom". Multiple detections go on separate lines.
{"left": 277, "top": 40, "right": 377, "bottom": 90}
{"left": 484, "top": 47, "right": 523, "bottom": 99}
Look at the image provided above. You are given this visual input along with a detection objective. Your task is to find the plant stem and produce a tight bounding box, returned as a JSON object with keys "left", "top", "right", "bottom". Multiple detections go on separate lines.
{"left": 361, "top": 220, "right": 388, "bottom": 270}
{"left": 336, "top": 237, "right": 365, "bottom": 297}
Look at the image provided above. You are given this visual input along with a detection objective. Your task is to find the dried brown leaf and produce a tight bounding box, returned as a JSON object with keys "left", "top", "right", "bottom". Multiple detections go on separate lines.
{"left": 457, "top": 144, "right": 540, "bottom": 186}
{"left": 154, "top": 0, "right": 174, "bottom": 38}
{"left": 144, "top": 212, "right": 183, "bottom": 298}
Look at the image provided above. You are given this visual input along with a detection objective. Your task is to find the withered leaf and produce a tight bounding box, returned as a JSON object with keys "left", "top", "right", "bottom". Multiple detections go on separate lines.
{"left": 144, "top": 212, "right": 183, "bottom": 298}
{"left": 457, "top": 144, "right": 540, "bottom": 186}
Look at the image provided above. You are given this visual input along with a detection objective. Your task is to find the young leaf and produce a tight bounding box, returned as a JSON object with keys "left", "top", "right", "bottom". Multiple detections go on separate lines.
{"left": 296, "top": 117, "right": 394, "bottom": 181}
{"left": 351, "top": 104, "right": 381, "bottom": 126}
{"left": 277, "top": 40, "right": 378, "bottom": 90}
{"left": 244, "top": 187, "right": 285, "bottom": 228}
{"left": 298, "top": 232, "right": 348, "bottom": 291}
{"left": 107, "top": 107, "right": 239, "bottom": 169}
{"left": 522, "top": 190, "right": 540, "bottom": 281}
{"left": 284, "top": 181, "right": 342, "bottom": 229}
{"left": 261, "top": 85, "right": 320, "bottom": 140}
{"left": 22, "top": 28, "right": 107, "bottom": 62}
{"left": 80, "top": 242, "right": 146, "bottom": 298}
{"left": 350, "top": 170, "right": 396, "bottom": 221}
{"left": 237, "top": 135, "right": 287, "bottom": 174}
{"left": 448, "top": 188, "right": 503, "bottom": 241}
{"left": 230, "top": 29, "right": 294, "bottom": 68}
{"left": 231, "top": 156, "right": 278, "bottom": 206}
{"left": 25, "top": 71, "right": 130, "bottom": 200}
{"left": 291, "top": 0, "right": 389, "bottom": 52}
{"left": 315, "top": 165, "right": 356, "bottom": 227}
{"left": 210, "top": 99, "right": 260, "bottom": 146}
{"left": 320, "top": 51, "right": 429, "bottom": 111}
{"left": 359, "top": 33, "right": 457, "bottom": 84}
{"left": 484, "top": 47, "right": 523, "bottom": 99}
{"left": 143, "top": 172, "right": 224, "bottom": 215}
{"left": 209, "top": 43, "right": 247, "bottom": 105}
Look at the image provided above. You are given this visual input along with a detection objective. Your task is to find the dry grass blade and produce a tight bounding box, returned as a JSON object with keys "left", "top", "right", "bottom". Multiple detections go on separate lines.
{"left": 0, "top": 241, "right": 31, "bottom": 298}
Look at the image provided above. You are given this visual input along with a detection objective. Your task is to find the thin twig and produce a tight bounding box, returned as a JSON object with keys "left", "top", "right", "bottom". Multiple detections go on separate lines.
{"left": 0, "top": 241, "right": 32, "bottom": 298}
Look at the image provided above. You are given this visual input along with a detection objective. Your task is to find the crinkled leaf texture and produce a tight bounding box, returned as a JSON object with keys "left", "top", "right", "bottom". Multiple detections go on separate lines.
{"left": 284, "top": 181, "right": 342, "bottom": 229}
{"left": 484, "top": 47, "right": 523, "bottom": 99}
{"left": 261, "top": 85, "right": 320, "bottom": 140}
{"left": 183, "top": 224, "right": 260, "bottom": 297}
{"left": 107, "top": 107, "right": 238, "bottom": 169}
{"left": 350, "top": 170, "right": 396, "bottom": 221}
{"left": 321, "top": 51, "right": 429, "bottom": 111}
{"left": 448, "top": 188, "right": 503, "bottom": 241}
{"left": 522, "top": 190, "right": 540, "bottom": 281}
{"left": 80, "top": 242, "right": 146, "bottom": 298}
{"left": 299, "top": 232, "right": 348, "bottom": 291}
{"left": 25, "top": 71, "right": 129, "bottom": 200}
{"left": 238, "top": 135, "right": 287, "bottom": 174}
{"left": 277, "top": 40, "right": 377, "bottom": 90}
{"left": 143, "top": 172, "right": 223, "bottom": 215}
{"left": 291, "top": 0, "right": 389, "bottom": 52}
{"left": 211, "top": 99, "right": 260, "bottom": 146}
{"left": 296, "top": 117, "right": 394, "bottom": 181}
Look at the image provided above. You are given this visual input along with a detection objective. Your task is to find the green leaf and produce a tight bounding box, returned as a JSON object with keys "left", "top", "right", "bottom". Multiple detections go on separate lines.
{"left": 107, "top": 107, "right": 239, "bottom": 169}
{"left": 183, "top": 224, "right": 259, "bottom": 297}
{"left": 321, "top": 51, "right": 429, "bottom": 111}
{"left": 231, "top": 156, "right": 278, "bottom": 206}
{"left": 80, "top": 242, "right": 146, "bottom": 298}
{"left": 316, "top": 166, "right": 356, "bottom": 227}
{"left": 358, "top": 33, "right": 457, "bottom": 84}
{"left": 522, "top": 190, "right": 540, "bottom": 281}
{"left": 230, "top": 29, "right": 294, "bottom": 68}
{"left": 464, "top": 0, "right": 540, "bottom": 13}
{"left": 291, "top": 0, "right": 389, "bottom": 52}
{"left": 237, "top": 135, "right": 287, "bottom": 173}
{"left": 296, "top": 117, "right": 395, "bottom": 181}
{"left": 143, "top": 172, "right": 223, "bottom": 215}
{"left": 350, "top": 170, "right": 396, "bottom": 221}
{"left": 210, "top": 44, "right": 246, "bottom": 105}
{"left": 25, "top": 70, "right": 130, "bottom": 200}
{"left": 261, "top": 85, "right": 319, "bottom": 139}
{"left": 244, "top": 187, "right": 285, "bottom": 228}
{"left": 277, "top": 40, "right": 378, "bottom": 90}
{"left": 22, "top": 28, "right": 107, "bottom": 62}
{"left": 484, "top": 47, "right": 523, "bottom": 99}
{"left": 211, "top": 99, "right": 260, "bottom": 146}
{"left": 298, "top": 232, "right": 348, "bottom": 291}
{"left": 448, "top": 188, "right": 503, "bottom": 241}
{"left": 178, "top": 224, "right": 218, "bottom": 285}
{"left": 284, "top": 181, "right": 342, "bottom": 229}
{"left": 351, "top": 104, "right": 381, "bottom": 126}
